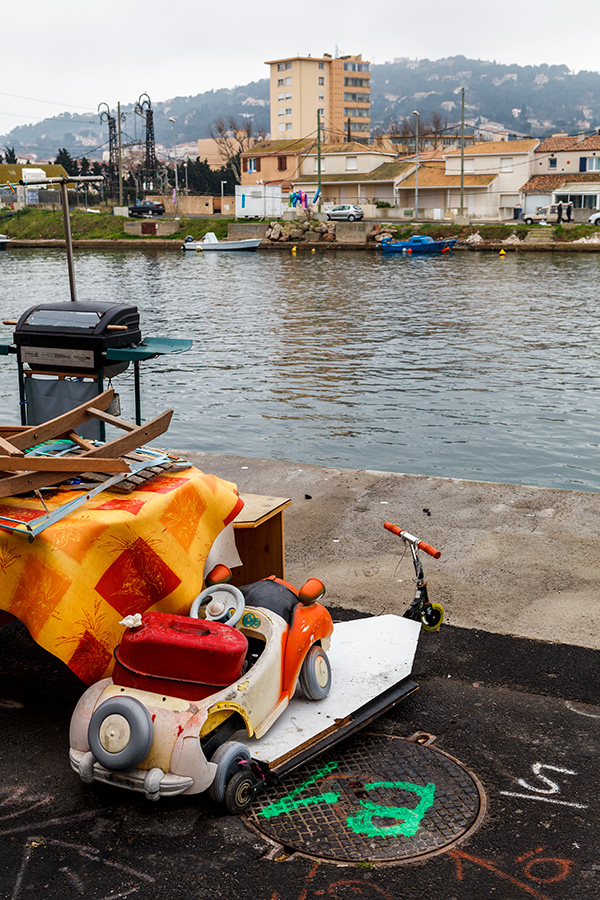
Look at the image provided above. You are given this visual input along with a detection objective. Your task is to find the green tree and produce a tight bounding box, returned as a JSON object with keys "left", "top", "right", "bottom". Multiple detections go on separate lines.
{"left": 4, "top": 146, "right": 17, "bottom": 163}
{"left": 54, "top": 147, "right": 78, "bottom": 175}
{"left": 79, "top": 156, "right": 91, "bottom": 177}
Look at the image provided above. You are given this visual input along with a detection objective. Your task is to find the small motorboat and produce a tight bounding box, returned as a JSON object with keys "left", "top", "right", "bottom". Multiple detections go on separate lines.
{"left": 0, "top": 234, "right": 9, "bottom": 251}
{"left": 182, "top": 233, "right": 262, "bottom": 252}
{"left": 381, "top": 235, "right": 457, "bottom": 254}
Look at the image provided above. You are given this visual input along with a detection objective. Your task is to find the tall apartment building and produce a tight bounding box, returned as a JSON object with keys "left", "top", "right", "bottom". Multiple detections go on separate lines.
{"left": 265, "top": 53, "right": 371, "bottom": 143}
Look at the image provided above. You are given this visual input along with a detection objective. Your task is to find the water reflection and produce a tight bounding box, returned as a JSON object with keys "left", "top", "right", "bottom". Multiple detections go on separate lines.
{"left": 0, "top": 248, "right": 599, "bottom": 491}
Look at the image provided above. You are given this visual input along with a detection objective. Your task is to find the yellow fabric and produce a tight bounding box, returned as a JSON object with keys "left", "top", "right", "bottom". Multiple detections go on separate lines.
{"left": 0, "top": 466, "right": 242, "bottom": 684}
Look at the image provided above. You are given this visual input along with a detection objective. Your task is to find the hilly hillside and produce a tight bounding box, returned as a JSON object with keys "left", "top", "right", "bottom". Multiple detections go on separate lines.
{"left": 3, "top": 57, "right": 600, "bottom": 162}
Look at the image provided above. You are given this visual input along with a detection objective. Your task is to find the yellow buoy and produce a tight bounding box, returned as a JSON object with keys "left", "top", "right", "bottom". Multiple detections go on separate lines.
{"left": 291, "top": 245, "right": 297, "bottom": 254}
{"left": 499, "top": 249, "right": 506, "bottom": 256}
{"left": 311, "top": 248, "right": 316, "bottom": 253}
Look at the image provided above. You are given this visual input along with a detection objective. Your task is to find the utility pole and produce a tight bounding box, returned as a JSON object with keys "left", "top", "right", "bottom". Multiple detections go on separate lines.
{"left": 117, "top": 101, "right": 123, "bottom": 207}
{"left": 317, "top": 109, "right": 322, "bottom": 213}
{"left": 460, "top": 87, "right": 465, "bottom": 217}
{"left": 413, "top": 110, "right": 420, "bottom": 220}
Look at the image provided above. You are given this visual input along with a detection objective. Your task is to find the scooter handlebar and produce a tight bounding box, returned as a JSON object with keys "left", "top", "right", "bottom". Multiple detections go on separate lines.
{"left": 384, "top": 521, "right": 441, "bottom": 559}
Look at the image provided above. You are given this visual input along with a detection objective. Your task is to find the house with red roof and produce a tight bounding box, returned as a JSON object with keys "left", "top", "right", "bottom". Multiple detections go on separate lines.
{"left": 520, "top": 133, "right": 600, "bottom": 216}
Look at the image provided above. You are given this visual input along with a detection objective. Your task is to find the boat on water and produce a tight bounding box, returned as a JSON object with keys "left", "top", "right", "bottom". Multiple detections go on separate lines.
{"left": 0, "top": 234, "right": 9, "bottom": 251}
{"left": 381, "top": 235, "right": 457, "bottom": 254}
{"left": 182, "top": 232, "right": 262, "bottom": 252}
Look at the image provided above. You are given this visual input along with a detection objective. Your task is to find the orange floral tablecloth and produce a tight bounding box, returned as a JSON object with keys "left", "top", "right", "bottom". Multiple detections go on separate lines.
{"left": 0, "top": 466, "right": 243, "bottom": 684}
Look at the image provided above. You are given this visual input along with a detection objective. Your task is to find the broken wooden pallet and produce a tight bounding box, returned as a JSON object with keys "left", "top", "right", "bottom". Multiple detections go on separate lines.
{"left": 0, "top": 389, "right": 175, "bottom": 498}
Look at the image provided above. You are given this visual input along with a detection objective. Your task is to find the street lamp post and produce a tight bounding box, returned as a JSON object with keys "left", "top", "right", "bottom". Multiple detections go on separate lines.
{"left": 413, "top": 110, "right": 420, "bottom": 220}
{"left": 221, "top": 180, "right": 226, "bottom": 198}
{"left": 168, "top": 117, "right": 178, "bottom": 193}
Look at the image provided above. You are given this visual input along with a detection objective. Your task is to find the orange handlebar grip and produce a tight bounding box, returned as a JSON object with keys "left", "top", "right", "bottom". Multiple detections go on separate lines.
{"left": 418, "top": 541, "right": 441, "bottom": 560}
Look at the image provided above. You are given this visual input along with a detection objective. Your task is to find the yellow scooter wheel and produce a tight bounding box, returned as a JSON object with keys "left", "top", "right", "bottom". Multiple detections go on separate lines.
{"left": 421, "top": 603, "right": 445, "bottom": 632}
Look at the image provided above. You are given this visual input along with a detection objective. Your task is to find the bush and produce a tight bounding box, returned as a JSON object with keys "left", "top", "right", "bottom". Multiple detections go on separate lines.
{"left": 375, "top": 200, "right": 391, "bottom": 209}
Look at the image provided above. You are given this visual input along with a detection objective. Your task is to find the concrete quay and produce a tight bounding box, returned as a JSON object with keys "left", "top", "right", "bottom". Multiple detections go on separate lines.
{"left": 184, "top": 450, "right": 600, "bottom": 652}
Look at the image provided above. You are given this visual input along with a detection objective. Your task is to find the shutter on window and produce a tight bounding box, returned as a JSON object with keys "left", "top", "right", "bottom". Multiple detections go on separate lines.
{"left": 256, "top": 158, "right": 261, "bottom": 173}
{"left": 243, "top": 158, "right": 248, "bottom": 173}
{"left": 579, "top": 157, "right": 587, "bottom": 172}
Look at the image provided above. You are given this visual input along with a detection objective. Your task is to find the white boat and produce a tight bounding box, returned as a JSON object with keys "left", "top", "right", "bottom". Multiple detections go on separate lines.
{"left": 182, "top": 232, "right": 261, "bottom": 252}
{"left": 0, "top": 234, "right": 9, "bottom": 251}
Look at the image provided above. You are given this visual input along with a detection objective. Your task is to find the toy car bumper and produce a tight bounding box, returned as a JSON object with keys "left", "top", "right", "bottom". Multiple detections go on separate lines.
{"left": 69, "top": 748, "right": 194, "bottom": 800}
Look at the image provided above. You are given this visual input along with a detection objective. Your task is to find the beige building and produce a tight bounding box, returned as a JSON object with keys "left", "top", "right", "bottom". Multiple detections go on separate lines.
{"left": 265, "top": 53, "right": 371, "bottom": 143}
{"left": 240, "top": 139, "right": 314, "bottom": 191}
{"left": 520, "top": 133, "right": 600, "bottom": 214}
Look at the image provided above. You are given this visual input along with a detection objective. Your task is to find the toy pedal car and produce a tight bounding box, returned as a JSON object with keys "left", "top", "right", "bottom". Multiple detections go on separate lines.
{"left": 69, "top": 572, "right": 333, "bottom": 811}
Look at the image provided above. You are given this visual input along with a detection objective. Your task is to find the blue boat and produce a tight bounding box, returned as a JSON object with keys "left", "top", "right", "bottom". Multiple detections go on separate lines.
{"left": 381, "top": 235, "right": 457, "bottom": 254}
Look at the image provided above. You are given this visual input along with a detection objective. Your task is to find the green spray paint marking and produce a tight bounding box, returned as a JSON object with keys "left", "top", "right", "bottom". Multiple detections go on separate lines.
{"left": 346, "top": 781, "right": 436, "bottom": 838}
{"left": 258, "top": 761, "right": 340, "bottom": 819}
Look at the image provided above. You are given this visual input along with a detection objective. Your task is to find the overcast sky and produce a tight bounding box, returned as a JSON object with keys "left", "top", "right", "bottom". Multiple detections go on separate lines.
{"left": 2, "top": 0, "right": 599, "bottom": 139}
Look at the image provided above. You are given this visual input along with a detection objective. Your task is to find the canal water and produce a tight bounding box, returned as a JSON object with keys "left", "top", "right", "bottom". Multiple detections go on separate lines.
{"left": 1, "top": 247, "right": 599, "bottom": 492}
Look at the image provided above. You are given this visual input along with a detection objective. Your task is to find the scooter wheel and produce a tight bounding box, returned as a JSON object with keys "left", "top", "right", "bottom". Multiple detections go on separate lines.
{"left": 421, "top": 603, "right": 445, "bottom": 632}
{"left": 225, "top": 770, "right": 257, "bottom": 814}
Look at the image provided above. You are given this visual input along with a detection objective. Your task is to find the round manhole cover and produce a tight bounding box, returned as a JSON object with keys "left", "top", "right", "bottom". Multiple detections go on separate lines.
{"left": 245, "top": 733, "right": 486, "bottom": 864}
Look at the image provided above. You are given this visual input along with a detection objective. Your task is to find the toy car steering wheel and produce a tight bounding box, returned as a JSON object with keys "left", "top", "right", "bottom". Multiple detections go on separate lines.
{"left": 189, "top": 584, "right": 245, "bottom": 627}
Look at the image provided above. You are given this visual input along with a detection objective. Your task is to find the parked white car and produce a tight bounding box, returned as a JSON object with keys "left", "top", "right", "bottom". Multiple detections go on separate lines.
{"left": 588, "top": 211, "right": 600, "bottom": 226}
{"left": 326, "top": 204, "right": 364, "bottom": 222}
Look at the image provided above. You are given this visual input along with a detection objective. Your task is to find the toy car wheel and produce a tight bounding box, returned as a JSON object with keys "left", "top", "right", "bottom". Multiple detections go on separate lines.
{"left": 208, "top": 740, "right": 251, "bottom": 804}
{"left": 225, "top": 770, "right": 257, "bottom": 814}
{"left": 421, "top": 602, "right": 445, "bottom": 632}
{"left": 299, "top": 645, "right": 331, "bottom": 700}
{"left": 88, "top": 697, "right": 154, "bottom": 771}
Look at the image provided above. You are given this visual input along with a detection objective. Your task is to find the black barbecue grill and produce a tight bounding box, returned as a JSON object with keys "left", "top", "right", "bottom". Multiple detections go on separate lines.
{"left": 14, "top": 301, "right": 142, "bottom": 375}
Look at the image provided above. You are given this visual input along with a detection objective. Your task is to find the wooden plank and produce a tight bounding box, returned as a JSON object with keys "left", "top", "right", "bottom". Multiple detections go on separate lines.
{"left": 0, "top": 436, "right": 24, "bottom": 457}
{"left": 8, "top": 389, "right": 115, "bottom": 451}
{"left": 0, "top": 456, "right": 130, "bottom": 473}
{"left": 86, "top": 408, "right": 136, "bottom": 432}
{"left": 0, "top": 409, "right": 173, "bottom": 498}
{"left": 233, "top": 494, "right": 291, "bottom": 529}
{"left": 66, "top": 431, "right": 96, "bottom": 451}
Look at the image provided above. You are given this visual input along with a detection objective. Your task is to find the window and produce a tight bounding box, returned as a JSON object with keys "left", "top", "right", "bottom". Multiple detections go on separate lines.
{"left": 246, "top": 158, "right": 261, "bottom": 174}
{"left": 319, "top": 94, "right": 324, "bottom": 101}
{"left": 277, "top": 156, "right": 287, "bottom": 171}
{"left": 318, "top": 77, "right": 324, "bottom": 85}
{"left": 277, "top": 79, "right": 284, "bottom": 87}
{"left": 344, "top": 108, "right": 370, "bottom": 118}
{"left": 285, "top": 77, "right": 292, "bottom": 86}
{"left": 286, "top": 123, "right": 292, "bottom": 131}
{"left": 500, "top": 157, "right": 513, "bottom": 172}
{"left": 278, "top": 93, "right": 285, "bottom": 101}
{"left": 548, "top": 157, "right": 557, "bottom": 169}
{"left": 344, "top": 93, "right": 370, "bottom": 103}
{"left": 286, "top": 108, "right": 292, "bottom": 116}
{"left": 346, "top": 156, "right": 358, "bottom": 170}
{"left": 278, "top": 108, "right": 285, "bottom": 117}
{"left": 278, "top": 124, "right": 286, "bottom": 133}
{"left": 318, "top": 62, "right": 324, "bottom": 70}
{"left": 277, "top": 62, "right": 291, "bottom": 71}
{"left": 318, "top": 108, "right": 324, "bottom": 115}
{"left": 464, "top": 159, "right": 474, "bottom": 173}
{"left": 344, "top": 77, "right": 368, "bottom": 87}
{"left": 314, "top": 158, "right": 325, "bottom": 172}
{"left": 286, "top": 93, "right": 292, "bottom": 101}
{"left": 343, "top": 62, "right": 370, "bottom": 72}
{"left": 588, "top": 157, "right": 600, "bottom": 171}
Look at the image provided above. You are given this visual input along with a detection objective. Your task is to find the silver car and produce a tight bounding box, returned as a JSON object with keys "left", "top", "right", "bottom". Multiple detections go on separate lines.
{"left": 326, "top": 204, "right": 364, "bottom": 222}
